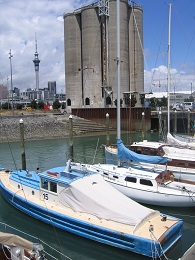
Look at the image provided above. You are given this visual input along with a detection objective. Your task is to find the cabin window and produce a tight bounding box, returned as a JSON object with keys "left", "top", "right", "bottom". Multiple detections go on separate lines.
{"left": 125, "top": 176, "right": 136, "bottom": 183}
{"left": 50, "top": 182, "right": 57, "bottom": 193}
{"left": 140, "top": 179, "right": 153, "bottom": 186}
{"left": 143, "top": 148, "right": 148, "bottom": 155}
{"left": 150, "top": 149, "right": 158, "bottom": 156}
{"left": 159, "top": 147, "right": 165, "bottom": 156}
{"left": 41, "top": 178, "right": 48, "bottom": 190}
{"left": 135, "top": 147, "right": 142, "bottom": 154}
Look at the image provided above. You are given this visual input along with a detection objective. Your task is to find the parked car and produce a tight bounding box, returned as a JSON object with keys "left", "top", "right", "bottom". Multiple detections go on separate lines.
{"left": 171, "top": 103, "right": 184, "bottom": 111}
{"left": 183, "top": 102, "right": 195, "bottom": 111}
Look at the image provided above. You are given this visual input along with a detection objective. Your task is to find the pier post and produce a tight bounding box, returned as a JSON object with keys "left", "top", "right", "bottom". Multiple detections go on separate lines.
{"left": 141, "top": 112, "right": 145, "bottom": 141}
{"left": 187, "top": 110, "right": 190, "bottom": 134}
{"left": 174, "top": 110, "right": 177, "bottom": 134}
{"left": 19, "top": 119, "right": 26, "bottom": 170}
{"left": 69, "top": 115, "right": 74, "bottom": 161}
{"left": 159, "top": 111, "right": 162, "bottom": 141}
{"left": 106, "top": 113, "right": 110, "bottom": 146}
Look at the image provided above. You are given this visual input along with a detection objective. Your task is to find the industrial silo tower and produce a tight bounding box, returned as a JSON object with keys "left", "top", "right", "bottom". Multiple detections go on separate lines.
{"left": 63, "top": 0, "right": 144, "bottom": 112}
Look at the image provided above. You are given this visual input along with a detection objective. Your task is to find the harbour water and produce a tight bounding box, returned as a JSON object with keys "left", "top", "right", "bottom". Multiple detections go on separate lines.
{"left": 0, "top": 132, "right": 194, "bottom": 259}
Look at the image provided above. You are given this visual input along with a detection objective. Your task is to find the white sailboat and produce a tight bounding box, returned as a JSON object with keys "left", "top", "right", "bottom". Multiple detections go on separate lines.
{"left": 105, "top": 3, "right": 195, "bottom": 181}
{"left": 167, "top": 132, "right": 195, "bottom": 149}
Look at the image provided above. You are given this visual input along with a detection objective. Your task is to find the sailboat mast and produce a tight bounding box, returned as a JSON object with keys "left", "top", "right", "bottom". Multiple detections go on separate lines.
{"left": 116, "top": 0, "right": 121, "bottom": 140}
{"left": 167, "top": 3, "right": 172, "bottom": 134}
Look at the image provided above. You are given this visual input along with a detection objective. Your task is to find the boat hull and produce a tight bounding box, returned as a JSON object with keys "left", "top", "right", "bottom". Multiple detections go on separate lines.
{"left": 0, "top": 180, "right": 183, "bottom": 258}
{"left": 105, "top": 146, "right": 195, "bottom": 182}
{"left": 106, "top": 180, "right": 195, "bottom": 207}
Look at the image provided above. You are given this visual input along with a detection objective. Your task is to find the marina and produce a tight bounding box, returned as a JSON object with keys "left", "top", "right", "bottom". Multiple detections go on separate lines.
{"left": 0, "top": 0, "right": 195, "bottom": 258}
{"left": 0, "top": 133, "right": 194, "bottom": 259}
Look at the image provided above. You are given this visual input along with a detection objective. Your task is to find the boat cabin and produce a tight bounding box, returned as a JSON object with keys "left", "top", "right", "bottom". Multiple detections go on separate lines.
{"left": 130, "top": 141, "right": 167, "bottom": 156}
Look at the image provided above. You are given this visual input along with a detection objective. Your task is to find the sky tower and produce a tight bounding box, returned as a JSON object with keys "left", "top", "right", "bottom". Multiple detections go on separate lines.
{"left": 33, "top": 34, "right": 40, "bottom": 91}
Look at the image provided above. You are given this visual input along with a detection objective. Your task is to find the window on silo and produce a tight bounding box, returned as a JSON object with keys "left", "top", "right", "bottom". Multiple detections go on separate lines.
{"left": 85, "top": 98, "right": 90, "bottom": 105}
{"left": 67, "top": 99, "right": 71, "bottom": 106}
{"left": 106, "top": 96, "right": 111, "bottom": 105}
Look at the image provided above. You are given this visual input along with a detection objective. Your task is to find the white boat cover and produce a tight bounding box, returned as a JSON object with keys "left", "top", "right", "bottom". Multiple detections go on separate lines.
{"left": 167, "top": 133, "right": 195, "bottom": 149}
{"left": 59, "top": 173, "right": 159, "bottom": 226}
{"left": 0, "top": 232, "right": 34, "bottom": 251}
{"left": 163, "top": 139, "right": 195, "bottom": 160}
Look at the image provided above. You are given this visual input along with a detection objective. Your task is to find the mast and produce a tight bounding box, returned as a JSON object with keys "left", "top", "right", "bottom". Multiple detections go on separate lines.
{"left": 167, "top": 3, "right": 172, "bottom": 134}
{"left": 116, "top": 0, "right": 121, "bottom": 141}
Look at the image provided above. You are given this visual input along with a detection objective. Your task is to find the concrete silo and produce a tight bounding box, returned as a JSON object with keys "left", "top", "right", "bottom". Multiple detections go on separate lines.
{"left": 107, "top": 0, "right": 130, "bottom": 103}
{"left": 81, "top": 5, "right": 102, "bottom": 107}
{"left": 63, "top": 0, "right": 144, "bottom": 110}
{"left": 129, "top": 3, "right": 144, "bottom": 106}
{"left": 63, "top": 12, "right": 82, "bottom": 111}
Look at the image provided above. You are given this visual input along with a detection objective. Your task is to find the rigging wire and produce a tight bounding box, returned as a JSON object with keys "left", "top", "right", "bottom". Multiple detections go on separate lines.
{"left": 0, "top": 114, "right": 18, "bottom": 171}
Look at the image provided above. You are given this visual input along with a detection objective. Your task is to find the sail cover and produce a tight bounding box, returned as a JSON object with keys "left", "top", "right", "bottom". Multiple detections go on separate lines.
{"left": 167, "top": 133, "right": 195, "bottom": 149}
{"left": 117, "top": 139, "right": 168, "bottom": 164}
{"left": 0, "top": 232, "right": 34, "bottom": 251}
{"left": 59, "top": 173, "right": 159, "bottom": 227}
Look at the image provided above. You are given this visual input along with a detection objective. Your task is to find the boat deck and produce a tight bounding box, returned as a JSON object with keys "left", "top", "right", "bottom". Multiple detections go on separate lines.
{"left": 0, "top": 171, "right": 180, "bottom": 241}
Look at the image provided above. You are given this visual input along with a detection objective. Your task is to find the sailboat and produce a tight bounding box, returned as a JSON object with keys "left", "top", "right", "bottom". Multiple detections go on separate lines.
{"left": 0, "top": 221, "right": 47, "bottom": 260}
{"left": 104, "top": 3, "right": 195, "bottom": 181}
{"left": 91, "top": 1, "right": 195, "bottom": 206}
{"left": 167, "top": 132, "right": 195, "bottom": 149}
{"left": 0, "top": 1, "right": 184, "bottom": 258}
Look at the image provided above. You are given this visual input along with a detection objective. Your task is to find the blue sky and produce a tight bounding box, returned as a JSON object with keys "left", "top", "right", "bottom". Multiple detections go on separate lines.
{"left": 141, "top": 0, "right": 195, "bottom": 93}
{"left": 0, "top": 0, "right": 194, "bottom": 94}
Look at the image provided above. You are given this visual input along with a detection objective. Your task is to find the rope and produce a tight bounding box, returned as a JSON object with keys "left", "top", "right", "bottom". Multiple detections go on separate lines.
{"left": 92, "top": 138, "right": 100, "bottom": 164}
{"left": 149, "top": 227, "right": 171, "bottom": 260}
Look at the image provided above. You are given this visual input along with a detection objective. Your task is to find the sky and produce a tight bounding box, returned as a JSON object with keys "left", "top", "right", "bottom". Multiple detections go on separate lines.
{"left": 0, "top": 0, "right": 195, "bottom": 94}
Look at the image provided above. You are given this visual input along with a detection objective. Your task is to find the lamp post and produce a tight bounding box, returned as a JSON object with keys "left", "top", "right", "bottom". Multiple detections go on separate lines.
{"left": 9, "top": 49, "right": 14, "bottom": 112}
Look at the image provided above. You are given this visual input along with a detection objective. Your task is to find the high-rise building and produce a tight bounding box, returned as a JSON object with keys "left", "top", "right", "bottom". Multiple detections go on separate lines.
{"left": 63, "top": 0, "right": 144, "bottom": 111}
{"left": 47, "top": 81, "right": 56, "bottom": 101}
{"left": 0, "top": 84, "right": 8, "bottom": 99}
{"left": 48, "top": 81, "right": 56, "bottom": 94}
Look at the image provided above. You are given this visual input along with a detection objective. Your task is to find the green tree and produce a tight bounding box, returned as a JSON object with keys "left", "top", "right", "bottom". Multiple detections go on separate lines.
{"left": 1, "top": 102, "right": 10, "bottom": 110}
{"left": 30, "top": 100, "right": 37, "bottom": 109}
{"left": 158, "top": 96, "right": 167, "bottom": 107}
{"left": 61, "top": 102, "right": 66, "bottom": 109}
{"left": 16, "top": 103, "right": 23, "bottom": 110}
{"left": 37, "top": 101, "right": 44, "bottom": 110}
{"left": 53, "top": 99, "right": 61, "bottom": 109}
{"left": 149, "top": 98, "right": 157, "bottom": 107}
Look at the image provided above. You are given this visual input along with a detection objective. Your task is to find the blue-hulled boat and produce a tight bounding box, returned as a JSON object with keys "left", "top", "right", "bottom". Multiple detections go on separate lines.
{"left": 0, "top": 161, "right": 183, "bottom": 258}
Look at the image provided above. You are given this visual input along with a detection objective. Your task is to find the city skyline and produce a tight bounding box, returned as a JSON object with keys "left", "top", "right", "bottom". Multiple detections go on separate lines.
{"left": 0, "top": 0, "right": 194, "bottom": 94}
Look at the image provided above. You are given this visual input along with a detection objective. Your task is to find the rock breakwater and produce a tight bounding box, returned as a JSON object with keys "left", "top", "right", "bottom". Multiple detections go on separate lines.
{"left": 0, "top": 113, "right": 70, "bottom": 142}
{"left": 0, "top": 112, "right": 108, "bottom": 143}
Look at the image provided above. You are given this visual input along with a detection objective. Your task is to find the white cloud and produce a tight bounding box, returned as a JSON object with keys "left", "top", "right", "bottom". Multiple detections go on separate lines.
{"left": 0, "top": 0, "right": 85, "bottom": 93}
{"left": 1, "top": 0, "right": 194, "bottom": 96}
{"left": 144, "top": 65, "right": 194, "bottom": 93}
